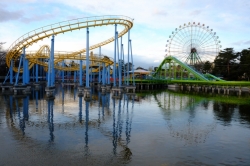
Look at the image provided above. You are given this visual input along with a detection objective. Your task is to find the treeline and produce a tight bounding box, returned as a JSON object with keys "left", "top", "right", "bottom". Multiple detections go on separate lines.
{"left": 203, "top": 48, "right": 250, "bottom": 81}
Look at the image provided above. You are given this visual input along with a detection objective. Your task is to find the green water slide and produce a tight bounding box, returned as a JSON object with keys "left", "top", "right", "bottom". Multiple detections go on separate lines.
{"left": 204, "top": 73, "right": 225, "bottom": 81}
{"left": 154, "top": 56, "right": 209, "bottom": 81}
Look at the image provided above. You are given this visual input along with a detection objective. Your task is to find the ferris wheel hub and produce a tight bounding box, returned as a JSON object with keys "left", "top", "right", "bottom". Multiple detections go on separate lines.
{"left": 191, "top": 48, "right": 197, "bottom": 53}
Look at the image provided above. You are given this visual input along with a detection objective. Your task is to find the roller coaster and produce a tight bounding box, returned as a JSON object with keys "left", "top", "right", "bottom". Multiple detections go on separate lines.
{"left": 2, "top": 15, "right": 136, "bottom": 98}
{"left": 6, "top": 15, "right": 133, "bottom": 72}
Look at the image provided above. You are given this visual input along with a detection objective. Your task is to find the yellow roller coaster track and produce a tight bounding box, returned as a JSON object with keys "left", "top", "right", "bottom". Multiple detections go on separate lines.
{"left": 6, "top": 15, "right": 133, "bottom": 72}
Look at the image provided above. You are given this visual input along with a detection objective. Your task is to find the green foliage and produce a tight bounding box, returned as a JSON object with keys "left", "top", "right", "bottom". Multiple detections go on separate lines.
{"left": 203, "top": 61, "right": 212, "bottom": 73}
{"left": 239, "top": 48, "right": 250, "bottom": 80}
{"left": 212, "top": 48, "right": 239, "bottom": 80}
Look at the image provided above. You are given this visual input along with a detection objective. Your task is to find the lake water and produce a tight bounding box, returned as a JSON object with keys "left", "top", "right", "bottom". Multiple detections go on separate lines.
{"left": 0, "top": 85, "right": 250, "bottom": 166}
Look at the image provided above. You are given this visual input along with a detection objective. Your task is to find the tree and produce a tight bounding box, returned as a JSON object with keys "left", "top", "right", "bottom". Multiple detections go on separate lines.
{"left": 238, "top": 48, "right": 250, "bottom": 80}
{"left": 212, "top": 48, "right": 239, "bottom": 80}
{"left": 203, "top": 61, "right": 212, "bottom": 73}
{"left": 0, "top": 42, "right": 8, "bottom": 76}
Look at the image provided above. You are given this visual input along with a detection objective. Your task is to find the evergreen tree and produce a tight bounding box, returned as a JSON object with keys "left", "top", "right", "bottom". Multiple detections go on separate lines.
{"left": 239, "top": 48, "right": 250, "bottom": 80}
{"left": 203, "top": 61, "right": 212, "bottom": 73}
{"left": 212, "top": 48, "right": 239, "bottom": 80}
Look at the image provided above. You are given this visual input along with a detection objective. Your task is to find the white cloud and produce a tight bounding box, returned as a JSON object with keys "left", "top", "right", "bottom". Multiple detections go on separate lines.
{"left": 1, "top": 0, "right": 250, "bottom": 68}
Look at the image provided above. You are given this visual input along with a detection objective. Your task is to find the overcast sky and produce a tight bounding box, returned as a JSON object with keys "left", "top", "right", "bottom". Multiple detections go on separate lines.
{"left": 1, "top": 0, "right": 250, "bottom": 69}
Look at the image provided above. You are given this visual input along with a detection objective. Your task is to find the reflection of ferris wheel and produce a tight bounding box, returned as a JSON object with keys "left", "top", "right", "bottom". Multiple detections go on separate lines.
{"left": 165, "top": 22, "right": 222, "bottom": 65}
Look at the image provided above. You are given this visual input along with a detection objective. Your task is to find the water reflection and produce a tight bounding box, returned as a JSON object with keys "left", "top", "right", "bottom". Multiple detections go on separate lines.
{"left": 213, "top": 102, "right": 237, "bottom": 125}
{"left": 152, "top": 90, "right": 250, "bottom": 146}
{"left": 239, "top": 105, "right": 250, "bottom": 125}
{"left": 79, "top": 96, "right": 83, "bottom": 123}
{"left": 47, "top": 99, "right": 54, "bottom": 142}
{"left": 1, "top": 87, "right": 250, "bottom": 165}
{"left": 85, "top": 101, "right": 90, "bottom": 157}
{"left": 111, "top": 95, "right": 133, "bottom": 161}
{"left": 62, "top": 87, "right": 64, "bottom": 113}
{"left": 35, "top": 91, "right": 38, "bottom": 111}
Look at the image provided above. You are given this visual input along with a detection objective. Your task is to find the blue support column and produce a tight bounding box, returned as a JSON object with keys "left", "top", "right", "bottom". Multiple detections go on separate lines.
{"left": 36, "top": 64, "right": 38, "bottom": 83}
{"left": 47, "top": 58, "right": 51, "bottom": 86}
{"left": 32, "top": 65, "right": 35, "bottom": 82}
{"left": 113, "top": 24, "right": 117, "bottom": 87}
{"left": 98, "top": 47, "right": 101, "bottom": 83}
{"left": 80, "top": 54, "right": 83, "bottom": 86}
{"left": 15, "top": 54, "right": 23, "bottom": 85}
{"left": 10, "top": 60, "right": 13, "bottom": 84}
{"left": 67, "top": 70, "right": 69, "bottom": 82}
{"left": 130, "top": 40, "right": 135, "bottom": 86}
{"left": 23, "top": 47, "right": 30, "bottom": 84}
{"left": 108, "top": 66, "right": 110, "bottom": 84}
{"left": 90, "top": 67, "right": 92, "bottom": 83}
{"left": 122, "top": 44, "right": 125, "bottom": 85}
{"left": 117, "top": 33, "right": 122, "bottom": 87}
{"left": 127, "top": 30, "right": 130, "bottom": 85}
{"left": 27, "top": 60, "right": 29, "bottom": 84}
{"left": 86, "top": 27, "right": 90, "bottom": 88}
{"left": 62, "top": 61, "right": 65, "bottom": 83}
{"left": 22, "top": 47, "right": 26, "bottom": 85}
{"left": 39, "top": 65, "right": 42, "bottom": 81}
{"left": 48, "top": 35, "right": 55, "bottom": 87}
{"left": 102, "top": 62, "right": 106, "bottom": 85}
{"left": 51, "top": 35, "right": 55, "bottom": 86}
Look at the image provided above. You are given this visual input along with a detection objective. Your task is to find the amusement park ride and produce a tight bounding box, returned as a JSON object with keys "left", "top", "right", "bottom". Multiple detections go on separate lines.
{"left": 2, "top": 15, "right": 136, "bottom": 99}
{"left": 1, "top": 17, "right": 250, "bottom": 99}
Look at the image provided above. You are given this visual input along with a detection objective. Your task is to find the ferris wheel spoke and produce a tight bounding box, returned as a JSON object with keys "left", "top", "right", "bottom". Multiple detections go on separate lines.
{"left": 193, "top": 36, "right": 203, "bottom": 45}
{"left": 196, "top": 25, "right": 205, "bottom": 44}
{"left": 169, "top": 53, "right": 186, "bottom": 56}
{"left": 197, "top": 30, "right": 214, "bottom": 47}
{"left": 200, "top": 44, "right": 218, "bottom": 49}
{"left": 200, "top": 42, "right": 218, "bottom": 49}
{"left": 170, "top": 38, "right": 186, "bottom": 46}
{"left": 173, "top": 31, "right": 186, "bottom": 42}
{"left": 199, "top": 35, "right": 216, "bottom": 48}
{"left": 179, "top": 27, "right": 190, "bottom": 42}
{"left": 185, "top": 25, "right": 191, "bottom": 46}
{"left": 172, "top": 31, "right": 188, "bottom": 46}
{"left": 168, "top": 42, "right": 183, "bottom": 49}
{"left": 169, "top": 50, "right": 188, "bottom": 54}
{"left": 168, "top": 37, "right": 186, "bottom": 49}
{"left": 180, "top": 26, "right": 191, "bottom": 45}
{"left": 196, "top": 28, "right": 210, "bottom": 47}
{"left": 199, "top": 50, "right": 217, "bottom": 54}
{"left": 200, "top": 42, "right": 218, "bottom": 47}
{"left": 194, "top": 25, "right": 200, "bottom": 46}
{"left": 170, "top": 48, "right": 188, "bottom": 52}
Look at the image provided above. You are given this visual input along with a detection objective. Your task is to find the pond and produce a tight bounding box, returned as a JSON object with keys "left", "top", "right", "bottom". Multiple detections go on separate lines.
{"left": 0, "top": 86, "right": 250, "bottom": 166}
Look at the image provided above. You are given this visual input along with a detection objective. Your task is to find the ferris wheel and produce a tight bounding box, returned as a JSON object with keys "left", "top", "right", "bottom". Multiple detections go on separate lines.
{"left": 165, "top": 22, "right": 222, "bottom": 65}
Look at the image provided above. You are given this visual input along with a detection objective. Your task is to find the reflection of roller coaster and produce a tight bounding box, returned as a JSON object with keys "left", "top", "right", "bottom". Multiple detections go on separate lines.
{"left": 6, "top": 15, "right": 133, "bottom": 72}
{"left": 1, "top": 88, "right": 134, "bottom": 163}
